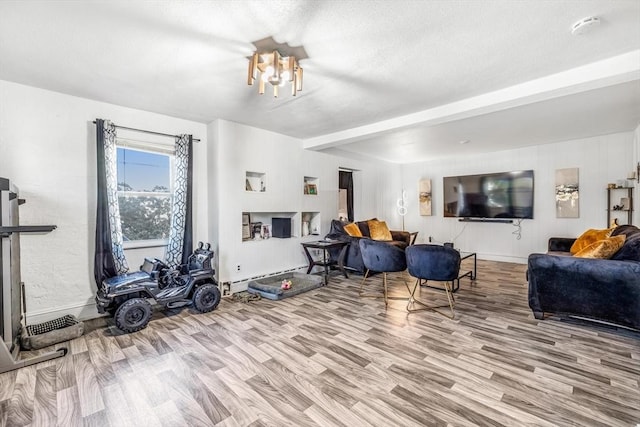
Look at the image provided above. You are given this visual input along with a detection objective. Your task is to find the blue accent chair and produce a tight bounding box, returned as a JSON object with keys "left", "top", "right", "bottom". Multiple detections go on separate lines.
{"left": 359, "top": 238, "right": 407, "bottom": 306}
{"left": 405, "top": 244, "right": 461, "bottom": 318}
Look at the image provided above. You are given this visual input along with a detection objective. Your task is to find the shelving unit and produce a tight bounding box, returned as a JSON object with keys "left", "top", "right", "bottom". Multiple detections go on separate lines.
{"left": 245, "top": 171, "right": 266, "bottom": 193}
{"left": 607, "top": 187, "right": 633, "bottom": 227}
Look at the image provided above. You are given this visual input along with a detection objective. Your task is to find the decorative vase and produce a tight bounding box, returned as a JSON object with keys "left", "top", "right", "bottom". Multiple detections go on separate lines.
{"left": 302, "top": 221, "right": 310, "bottom": 236}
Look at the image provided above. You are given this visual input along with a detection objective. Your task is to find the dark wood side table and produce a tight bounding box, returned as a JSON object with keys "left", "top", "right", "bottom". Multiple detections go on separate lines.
{"left": 301, "top": 240, "right": 349, "bottom": 285}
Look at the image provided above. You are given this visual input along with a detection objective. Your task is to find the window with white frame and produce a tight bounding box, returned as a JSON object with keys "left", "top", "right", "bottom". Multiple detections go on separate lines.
{"left": 116, "top": 141, "right": 174, "bottom": 244}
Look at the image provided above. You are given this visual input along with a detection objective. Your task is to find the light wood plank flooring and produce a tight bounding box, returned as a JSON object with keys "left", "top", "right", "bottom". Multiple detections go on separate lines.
{"left": 1, "top": 259, "right": 639, "bottom": 426}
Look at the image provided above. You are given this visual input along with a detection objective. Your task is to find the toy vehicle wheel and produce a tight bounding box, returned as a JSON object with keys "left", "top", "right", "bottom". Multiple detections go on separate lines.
{"left": 192, "top": 283, "right": 221, "bottom": 313}
{"left": 114, "top": 298, "right": 152, "bottom": 333}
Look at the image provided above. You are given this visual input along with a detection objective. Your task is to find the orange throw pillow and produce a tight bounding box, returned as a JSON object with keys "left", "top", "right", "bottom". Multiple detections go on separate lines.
{"left": 570, "top": 227, "right": 614, "bottom": 254}
{"left": 343, "top": 222, "right": 363, "bottom": 237}
{"left": 574, "top": 235, "right": 626, "bottom": 259}
{"left": 368, "top": 220, "right": 392, "bottom": 241}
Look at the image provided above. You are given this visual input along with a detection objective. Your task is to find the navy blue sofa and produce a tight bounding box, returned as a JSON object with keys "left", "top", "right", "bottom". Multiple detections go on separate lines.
{"left": 527, "top": 225, "right": 640, "bottom": 330}
{"left": 325, "top": 219, "right": 410, "bottom": 274}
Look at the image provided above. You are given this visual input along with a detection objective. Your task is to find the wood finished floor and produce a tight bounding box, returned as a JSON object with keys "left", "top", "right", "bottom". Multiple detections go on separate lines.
{"left": 1, "top": 259, "right": 639, "bottom": 426}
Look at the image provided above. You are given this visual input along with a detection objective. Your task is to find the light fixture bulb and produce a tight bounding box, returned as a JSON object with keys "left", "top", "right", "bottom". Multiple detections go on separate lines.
{"left": 268, "top": 73, "right": 280, "bottom": 85}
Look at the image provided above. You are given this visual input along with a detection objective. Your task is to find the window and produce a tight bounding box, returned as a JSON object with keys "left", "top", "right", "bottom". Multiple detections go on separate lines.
{"left": 116, "top": 144, "right": 173, "bottom": 244}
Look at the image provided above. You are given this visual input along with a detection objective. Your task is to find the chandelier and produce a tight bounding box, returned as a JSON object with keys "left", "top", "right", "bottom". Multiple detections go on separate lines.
{"left": 247, "top": 50, "right": 303, "bottom": 97}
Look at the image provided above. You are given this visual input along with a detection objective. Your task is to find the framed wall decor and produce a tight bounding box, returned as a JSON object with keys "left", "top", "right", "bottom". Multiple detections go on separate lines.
{"left": 262, "top": 224, "right": 271, "bottom": 239}
{"left": 251, "top": 222, "right": 263, "bottom": 239}
{"left": 242, "top": 212, "right": 251, "bottom": 240}
{"left": 419, "top": 179, "right": 432, "bottom": 216}
{"left": 555, "top": 168, "right": 579, "bottom": 218}
{"left": 242, "top": 224, "right": 251, "bottom": 240}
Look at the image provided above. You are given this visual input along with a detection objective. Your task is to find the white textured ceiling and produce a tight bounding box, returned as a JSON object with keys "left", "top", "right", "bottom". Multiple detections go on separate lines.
{"left": 0, "top": 0, "right": 639, "bottom": 163}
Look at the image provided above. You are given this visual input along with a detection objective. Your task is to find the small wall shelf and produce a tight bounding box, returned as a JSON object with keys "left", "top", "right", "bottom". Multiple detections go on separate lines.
{"left": 246, "top": 171, "right": 266, "bottom": 192}
{"left": 303, "top": 176, "right": 318, "bottom": 195}
{"left": 242, "top": 211, "right": 297, "bottom": 242}
{"left": 607, "top": 187, "right": 633, "bottom": 226}
{"left": 301, "top": 211, "right": 321, "bottom": 237}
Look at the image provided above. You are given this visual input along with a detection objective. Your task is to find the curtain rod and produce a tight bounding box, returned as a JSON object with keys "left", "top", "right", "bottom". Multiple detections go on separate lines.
{"left": 92, "top": 121, "right": 200, "bottom": 142}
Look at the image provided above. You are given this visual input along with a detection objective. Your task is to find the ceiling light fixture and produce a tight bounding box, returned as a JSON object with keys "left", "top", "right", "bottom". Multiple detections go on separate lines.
{"left": 247, "top": 50, "right": 303, "bottom": 97}
{"left": 247, "top": 37, "right": 307, "bottom": 98}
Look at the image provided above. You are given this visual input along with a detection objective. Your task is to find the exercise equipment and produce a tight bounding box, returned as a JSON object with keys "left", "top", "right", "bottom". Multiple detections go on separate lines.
{"left": 0, "top": 177, "right": 62, "bottom": 374}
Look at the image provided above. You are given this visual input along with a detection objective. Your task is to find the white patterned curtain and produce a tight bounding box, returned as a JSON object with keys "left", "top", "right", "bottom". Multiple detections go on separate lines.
{"left": 94, "top": 119, "right": 128, "bottom": 286}
{"left": 165, "top": 134, "right": 193, "bottom": 267}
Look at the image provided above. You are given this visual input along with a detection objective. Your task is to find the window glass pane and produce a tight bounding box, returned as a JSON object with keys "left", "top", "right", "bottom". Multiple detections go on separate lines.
{"left": 117, "top": 148, "right": 170, "bottom": 192}
{"left": 118, "top": 195, "right": 171, "bottom": 241}
{"left": 116, "top": 147, "right": 172, "bottom": 242}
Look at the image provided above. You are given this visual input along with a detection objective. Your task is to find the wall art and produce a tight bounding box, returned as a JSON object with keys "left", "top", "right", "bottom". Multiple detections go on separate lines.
{"left": 419, "top": 178, "right": 432, "bottom": 216}
{"left": 555, "top": 168, "right": 579, "bottom": 218}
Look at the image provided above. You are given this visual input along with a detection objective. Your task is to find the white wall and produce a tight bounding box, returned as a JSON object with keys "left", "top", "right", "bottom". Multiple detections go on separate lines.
{"left": 0, "top": 81, "right": 393, "bottom": 321}
{"left": 3, "top": 77, "right": 633, "bottom": 321}
{"left": 401, "top": 132, "right": 635, "bottom": 263}
{"left": 208, "top": 120, "right": 394, "bottom": 289}
{"left": 0, "top": 80, "right": 208, "bottom": 322}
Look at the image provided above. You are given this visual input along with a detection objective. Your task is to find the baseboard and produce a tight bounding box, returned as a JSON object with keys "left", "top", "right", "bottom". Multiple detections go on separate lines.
{"left": 475, "top": 253, "right": 527, "bottom": 264}
{"left": 26, "top": 301, "right": 103, "bottom": 325}
{"left": 230, "top": 281, "right": 249, "bottom": 294}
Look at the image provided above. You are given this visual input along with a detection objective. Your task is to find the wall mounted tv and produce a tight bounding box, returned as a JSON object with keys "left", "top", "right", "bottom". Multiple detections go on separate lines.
{"left": 443, "top": 170, "right": 534, "bottom": 219}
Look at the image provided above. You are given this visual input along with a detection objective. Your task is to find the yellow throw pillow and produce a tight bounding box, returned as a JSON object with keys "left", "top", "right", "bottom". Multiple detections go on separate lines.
{"left": 570, "top": 227, "right": 614, "bottom": 254}
{"left": 368, "top": 220, "right": 392, "bottom": 241}
{"left": 574, "top": 235, "right": 626, "bottom": 259}
{"left": 343, "top": 222, "right": 363, "bottom": 237}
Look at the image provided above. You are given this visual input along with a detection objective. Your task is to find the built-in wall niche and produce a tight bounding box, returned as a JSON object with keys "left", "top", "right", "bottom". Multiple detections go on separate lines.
{"left": 242, "top": 211, "right": 297, "bottom": 242}
{"left": 245, "top": 171, "right": 266, "bottom": 192}
{"left": 301, "top": 211, "right": 321, "bottom": 237}
{"left": 303, "top": 176, "right": 318, "bottom": 195}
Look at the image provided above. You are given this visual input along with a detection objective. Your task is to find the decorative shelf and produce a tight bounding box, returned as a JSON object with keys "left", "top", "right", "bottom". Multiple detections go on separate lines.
{"left": 242, "top": 211, "right": 297, "bottom": 242}
{"left": 303, "top": 176, "right": 318, "bottom": 195}
{"left": 301, "top": 212, "right": 321, "bottom": 237}
{"left": 246, "top": 171, "right": 266, "bottom": 193}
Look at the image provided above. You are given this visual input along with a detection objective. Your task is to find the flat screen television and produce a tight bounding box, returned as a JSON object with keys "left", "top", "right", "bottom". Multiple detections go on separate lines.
{"left": 443, "top": 170, "right": 534, "bottom": 219}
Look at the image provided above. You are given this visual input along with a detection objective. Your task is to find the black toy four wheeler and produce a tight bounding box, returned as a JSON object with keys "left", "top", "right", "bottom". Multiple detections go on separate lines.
{"left": 95, "top": 242, "right": 221, "bottom": 333}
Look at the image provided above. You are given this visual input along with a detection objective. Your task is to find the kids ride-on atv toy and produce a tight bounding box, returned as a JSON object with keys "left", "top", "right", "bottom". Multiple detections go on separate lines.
{"left": 95, "top": 242, "right": 221, "bottom": 333}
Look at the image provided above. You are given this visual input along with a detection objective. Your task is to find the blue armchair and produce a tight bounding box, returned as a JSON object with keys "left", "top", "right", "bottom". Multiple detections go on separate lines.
{"left": 405, "top": 244, "right": 460, "bottom": 318}
{"left": 359, "top": 238, "right": 407, "bottom": 306}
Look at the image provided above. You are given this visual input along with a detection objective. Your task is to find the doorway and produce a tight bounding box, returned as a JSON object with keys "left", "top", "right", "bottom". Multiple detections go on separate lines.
{"left": 338, "top": 170, "right": 354, "bottom": 222}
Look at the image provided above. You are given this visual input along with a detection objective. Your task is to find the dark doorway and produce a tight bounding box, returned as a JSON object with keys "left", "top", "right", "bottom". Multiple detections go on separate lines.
{"left": 338, "top": 170, "right": 354, "bottom": 222}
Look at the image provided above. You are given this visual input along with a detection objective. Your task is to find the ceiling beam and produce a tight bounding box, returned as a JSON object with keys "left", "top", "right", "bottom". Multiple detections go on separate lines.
{"left": 303, "top": 50, "right": 640, "bottom": 151}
